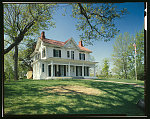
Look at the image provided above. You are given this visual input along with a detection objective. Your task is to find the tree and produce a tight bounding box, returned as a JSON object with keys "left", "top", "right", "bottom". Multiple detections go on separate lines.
{"left": 4, "top": 50, "right": 14, "bottom": 81}
{"left": 4, "top": 4, "right": 56, "bottom": 80}
{"left": 102, "top": 58, "right": 109, "bottom": 77}
{"left": 18, "top": 38, "right": 36, "bottom": 71}
{"left": 131, "top": 29, "right": 144, "bottom": 80}
{"left": 88, "top": 54, "right": 95, "bottom": 61}
{"left": 71, "top": 3, "right": 128, "bottom": 45}
{"left": 112, "top": 30, "right": 144, "bottom": 80}
{"left": 112, "top": 32, "right": 134, "bottom": 79}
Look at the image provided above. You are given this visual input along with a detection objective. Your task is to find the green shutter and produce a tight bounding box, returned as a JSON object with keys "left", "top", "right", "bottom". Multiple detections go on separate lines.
{"left": 59, "top": 50, "right": 61, "bottom": 57}
{"left": 53, "top": 49, "right": 55, "bottom": 57}
{"left": 79, "top": 53, "right": 81, "bottom": 60}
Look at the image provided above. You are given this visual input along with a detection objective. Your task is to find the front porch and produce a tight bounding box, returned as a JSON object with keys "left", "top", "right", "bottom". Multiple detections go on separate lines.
{"left": 47, "top": 64, "right": 91, "bottom": 77}
{"left": 45, "top": 58, "right": 97, "bottom": 79}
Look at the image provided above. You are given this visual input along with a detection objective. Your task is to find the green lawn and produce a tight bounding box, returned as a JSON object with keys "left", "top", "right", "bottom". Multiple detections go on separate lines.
{"left": 97, "top": 78, "right": 144, "bottom": 86}
{"left": 4, "top": 79, "right": 144, "bottom": 115}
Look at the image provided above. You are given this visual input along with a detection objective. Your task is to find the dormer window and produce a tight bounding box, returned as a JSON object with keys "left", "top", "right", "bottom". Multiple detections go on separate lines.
{"left": 42, "top": 48, "right": 46, "bottom": 58}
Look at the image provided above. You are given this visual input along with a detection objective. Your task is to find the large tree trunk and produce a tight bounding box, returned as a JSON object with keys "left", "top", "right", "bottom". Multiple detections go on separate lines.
{"left": 14, "top": 45, "right": 18, "bottom": 80}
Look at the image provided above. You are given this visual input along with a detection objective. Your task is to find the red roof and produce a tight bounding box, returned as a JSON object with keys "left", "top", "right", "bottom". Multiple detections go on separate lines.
{"left": 42, "top": 38, "right": 65, "bottom": 46}
{"left": 41, "top": 37, "right": 92, "bottom": 53}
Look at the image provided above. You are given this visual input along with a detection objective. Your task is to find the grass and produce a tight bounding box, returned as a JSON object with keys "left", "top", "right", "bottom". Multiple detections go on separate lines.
{"left": 4, "top": 79, "right": 144, "bottom": 115}
{"left": 97, "top": 78, "right": 144, "bottom": 86}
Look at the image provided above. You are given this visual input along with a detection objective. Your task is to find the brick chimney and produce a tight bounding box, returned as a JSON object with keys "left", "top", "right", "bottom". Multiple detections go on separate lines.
{"left": 79, "top": 40, "right": 83, "bottom": 47}
{"left": 41, "top": 31, "right": 45, "bottom": 39}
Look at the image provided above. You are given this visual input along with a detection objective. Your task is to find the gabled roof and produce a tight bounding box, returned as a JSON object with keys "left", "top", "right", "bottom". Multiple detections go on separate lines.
{"left": 79, "top": 46, "right": 92, "bottom": 53}
{"left": 41, "top": 37, "right": 92, "bottom": 53}
{"left": 42, "top": 38, "right": 65, "bottom": 46}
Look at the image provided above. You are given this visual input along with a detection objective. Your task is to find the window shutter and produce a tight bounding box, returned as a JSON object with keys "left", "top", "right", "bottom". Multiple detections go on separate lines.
{"left": 44, "top": 48, "right": 45, "bottom": 57}
{"left": 42, "top": 64, "right": 44, "bottom": 72}
{"left": 59, "top": 50, "right": 61, "bottom": 57}
{"left": 87, "top": 67, "right": 89, "bottom": 76}
{"left": 64, "top": 65, "right": 66, "bottom": 76}
{"left": 71, "top": 51, "right": 74, "bottom": 59}
{"left": 80, "top": 66, "right": 82, "bottom": 76}
{"left": 79, "top": 53, "right": 81, "bottom": 60}
{"left": 76, "top": 66, "right": 78, "bottom": 76}
{"left": 84, "top": 67, "right": 86, "bottom": 76}
{"left": 83, "top": 54, "right": 85, "bottom": 60}
{"left": 67, "top": 51, "right": 70, "bottom": 58}
{"left": 53, "top": 49, "right": 55, "bottom": 57}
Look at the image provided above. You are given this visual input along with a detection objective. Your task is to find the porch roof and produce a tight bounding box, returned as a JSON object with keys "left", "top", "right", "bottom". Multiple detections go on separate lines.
{"left": 42, "top": 57, "right": 98, "bottom": 65}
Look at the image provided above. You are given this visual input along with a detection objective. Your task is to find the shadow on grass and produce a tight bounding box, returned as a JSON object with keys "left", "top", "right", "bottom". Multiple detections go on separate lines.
{"left": 4, "top": 79, "right": 144, "bottom": 115}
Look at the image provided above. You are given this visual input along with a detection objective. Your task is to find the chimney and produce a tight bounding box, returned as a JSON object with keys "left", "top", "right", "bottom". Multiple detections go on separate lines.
{"left": 41, "top": 31, "right": 45, "bottom": 39}
{"left": 79, "top": 40, "right": 83, "bottom": 47}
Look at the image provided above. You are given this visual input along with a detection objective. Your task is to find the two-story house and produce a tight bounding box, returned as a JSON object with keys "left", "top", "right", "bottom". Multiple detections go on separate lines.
{"left": 30, "top": 31, "right": 98, "bottom": 79}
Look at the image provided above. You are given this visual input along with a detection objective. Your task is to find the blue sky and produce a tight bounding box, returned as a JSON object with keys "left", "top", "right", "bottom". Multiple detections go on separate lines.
{"left": 41, "top": 2, "right": 144, "bottom": 70}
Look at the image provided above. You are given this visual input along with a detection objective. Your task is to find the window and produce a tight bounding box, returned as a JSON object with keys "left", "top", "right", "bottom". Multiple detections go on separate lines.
{"left": 42, "top": 48, "right": 46, "bottom": 58}
{"left": 36, "top": 53, "right": 40, "bottom": 60}
{"left": 79, "top": 53, "right": 85, "bottom": 60}
{"left": 67, "top": 51, "right": 70, "bottom": 58}
{"left": 53, "top": 49, "right": 61, "bottom": 57}
{"left": 42, "top": 64, "right": 44, "bottom": 72}
{"left": 83, "top": 54, "right": 85, "bottom": 60}
{"left": 71, "top": 51, "right": 74, "bottom": 59}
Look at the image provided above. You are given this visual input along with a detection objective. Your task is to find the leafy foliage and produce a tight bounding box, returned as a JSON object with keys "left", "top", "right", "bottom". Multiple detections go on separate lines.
{"left": 112, "top": 29, "right": 144, "bottom": 80}
{"left": 71, "top": 3, "right": 128, "bottom": 45}
{"left": 102, "top": 58, "right": 109, "bottom": 77}
{"left": 4, "top": 4, "right": 57, "bottom": 80}
{"left": 4, "top": 4, "right": 56, "bottom": 54}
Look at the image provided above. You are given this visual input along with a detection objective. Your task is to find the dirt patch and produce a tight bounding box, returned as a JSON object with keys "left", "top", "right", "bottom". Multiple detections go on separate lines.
{"left": 41, "top": 85, "right": 104, "bottom": 96}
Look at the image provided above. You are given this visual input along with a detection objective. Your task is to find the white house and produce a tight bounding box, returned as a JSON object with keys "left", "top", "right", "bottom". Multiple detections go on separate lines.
{"left": 30, "top": 31, "right": 98, "bottom": 79}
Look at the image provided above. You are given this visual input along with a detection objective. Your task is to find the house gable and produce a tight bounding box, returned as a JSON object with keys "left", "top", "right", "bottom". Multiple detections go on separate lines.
{"left": 30, "top": 38, "right": 42, "bottom": 57}
{"left": 63, "top": 38, "right": 80, "bottom": 50}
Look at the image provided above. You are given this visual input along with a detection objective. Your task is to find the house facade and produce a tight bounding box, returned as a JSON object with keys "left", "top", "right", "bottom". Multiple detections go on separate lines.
{"left": 30, "top": 31, "right": 98, "bottom": 79}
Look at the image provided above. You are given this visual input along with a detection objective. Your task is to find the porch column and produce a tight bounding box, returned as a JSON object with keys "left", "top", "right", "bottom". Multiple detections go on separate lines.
{"left": 56, "top": 65, "right": 59, "bottom": 76}
{"left": 68, "top": 62, "right": 70, "bottom": 76}
{"left": 82, "top": 63, "right": 84, "bottom": 77}
{"left": 51, "top": 60, "right": 53, "bottom": 77}
{"left": 56, "top": 65, "right": 59, "bottom": 72}
{"left": 66, "top": 65, "right": 68, "bottom": 76}
{"left": 74, "top": 66, "right": 76, "bottom": 77}
{"left": 94, "top": 65, "right": 96, "bottom": 77}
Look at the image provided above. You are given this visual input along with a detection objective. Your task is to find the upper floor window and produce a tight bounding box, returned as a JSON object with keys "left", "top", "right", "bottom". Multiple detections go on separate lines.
{"left": 42, "top": 48, "right": 46, "bottom": 58}
{"left": 71, "top": 51, "right": 74, "bottom": 60}
{"left": 67, "top": 51, "right": 70, "bottom": 58}
{"left": 35, "top": 53, "right": 40, "bottom": 60}
{"left": 53, "top": 49, "right": 61, "bottom": 57}
{"left": 79, "top": 53, "right": 85, "bottom": 60}
{"left": 67, "top": 51, "right": 74, "bottom": 59}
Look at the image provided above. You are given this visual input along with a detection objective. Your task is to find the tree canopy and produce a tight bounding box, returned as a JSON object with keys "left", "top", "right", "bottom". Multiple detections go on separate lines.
{"left": 71, "top": 3, "right": 128, "bottom": 45}
{"left": 112, "top": 29, "right": 144, "bottom": 80}
{"left": 4, "top": 4, "right": 56, "bottom": 54}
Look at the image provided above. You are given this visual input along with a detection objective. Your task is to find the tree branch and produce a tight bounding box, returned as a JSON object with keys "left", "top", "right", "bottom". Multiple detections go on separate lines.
{"left": 78, "top": 3, "right": 101, "bottom": 35}
{"left": 4, "top": 20, "right": 35, "bottom": 54}
{"left": 4, "top": 40, "right": 12, "bottom": 44}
